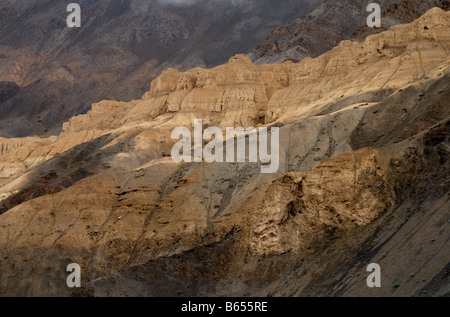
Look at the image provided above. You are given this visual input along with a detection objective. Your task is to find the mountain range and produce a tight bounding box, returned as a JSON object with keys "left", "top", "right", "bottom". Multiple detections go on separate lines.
{"left": 0, "top": 0, "right": 321, "bottom": 137}
{"left": 0, "top": 7, "right": 448, "bottom": 296}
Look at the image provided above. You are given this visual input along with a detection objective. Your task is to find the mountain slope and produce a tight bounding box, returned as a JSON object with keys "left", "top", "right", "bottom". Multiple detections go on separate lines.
{"left": 250, "top": 0, "right": 450, "bottom": 64}
{"left": 0, "top": 0, "right": 321, "bottom": 137}
{"left": 0, "top": 8, "right": 449, "bottom": 297}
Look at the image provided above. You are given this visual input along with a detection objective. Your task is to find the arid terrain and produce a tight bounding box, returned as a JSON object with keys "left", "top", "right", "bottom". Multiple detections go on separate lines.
{"left": 3, "top": 0, "right": 447, "bottom": 139}
{"left": 250, "top": 0, "right": 450, "bottom": 64}
{"left": 0, "top": 0, "right": 321, "bottom": 137}
{"left": 0, "top": 3, "right": 449, "bottom": 297}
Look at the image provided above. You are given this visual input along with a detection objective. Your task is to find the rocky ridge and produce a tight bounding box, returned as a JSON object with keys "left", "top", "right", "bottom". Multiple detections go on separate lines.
{"left": 250, "top": 0, "right": 450, "bottom": 64}
{"left": 0, "top": 0, "right": 320, "bottom": 137}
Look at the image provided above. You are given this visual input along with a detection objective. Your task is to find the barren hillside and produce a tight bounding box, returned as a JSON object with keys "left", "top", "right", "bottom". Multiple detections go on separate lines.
{"left": 250, "top": 0, "right": 450, "bottom": 64}
{"left": 0, "top": 8, "right": 449, "bottom": 297}
{"left": 0, "top": 0, "right": 320, "bottom": 137}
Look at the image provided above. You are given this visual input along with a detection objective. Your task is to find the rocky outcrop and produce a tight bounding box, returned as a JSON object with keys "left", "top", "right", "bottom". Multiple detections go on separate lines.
{"left": 251, "top": 148, "right": 393, "bottom": 256}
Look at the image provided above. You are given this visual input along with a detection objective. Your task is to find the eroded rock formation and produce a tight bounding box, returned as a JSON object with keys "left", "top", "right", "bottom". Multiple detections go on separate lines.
{"left": 0, "top": 8, "right": 449, "bottom": 297}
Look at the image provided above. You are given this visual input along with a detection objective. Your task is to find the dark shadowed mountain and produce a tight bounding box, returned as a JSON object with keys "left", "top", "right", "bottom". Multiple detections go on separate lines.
{"left": 250, "top": 0, "right": 450, "bottom": 64}
{"left": 0, "top": 0, "right": 321, "bottom": 137}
